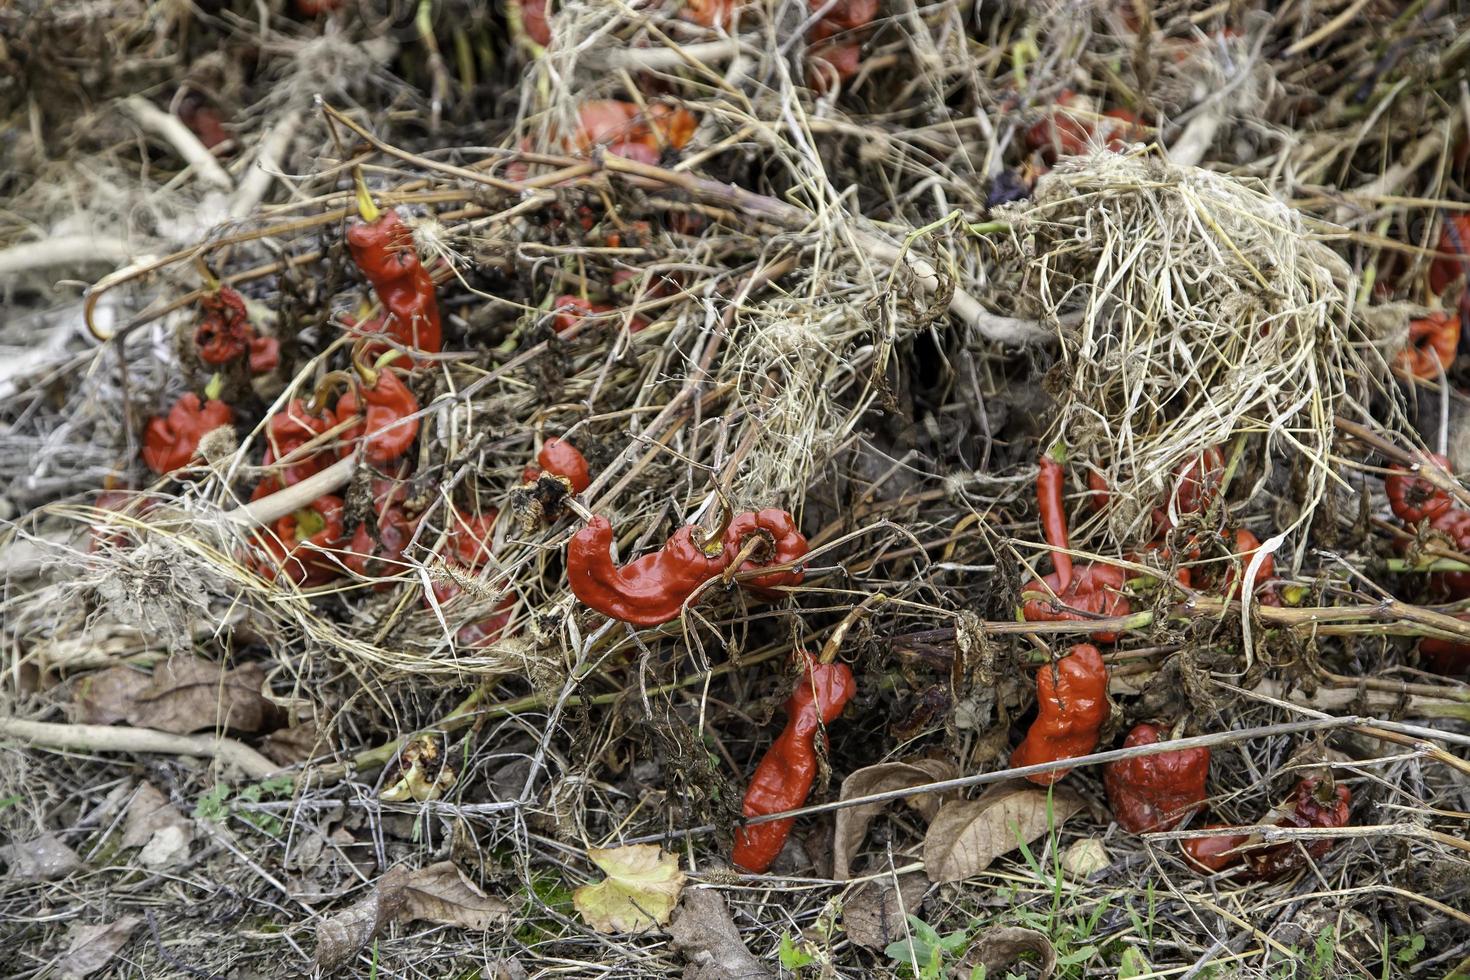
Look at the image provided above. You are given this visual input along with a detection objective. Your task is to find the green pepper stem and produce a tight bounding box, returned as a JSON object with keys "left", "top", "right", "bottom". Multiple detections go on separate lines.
{"left": 353, "top": 167, "right": 380, "bottom": 223}
{"left": 203, "top": 373, "right": 224, "bottom": 402}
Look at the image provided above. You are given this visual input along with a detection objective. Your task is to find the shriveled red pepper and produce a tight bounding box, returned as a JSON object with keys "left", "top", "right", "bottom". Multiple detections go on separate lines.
{"left": 1430, "top": 213, "right": 1470, "bottom": 296}
{"left": 567, "top": 515, "right": 732, "bottom": 626}
{"left": 346, "top": 177, "right": 442, "bottom": 357}
{"left": 343, "top": 480, "right": 413, "bottom": 588}
{"left": 1036, "top": 454, "right": 1073, "bottom": 586}
{"left": 1385, "top": 451, "right": 1456, "bottom": 523}
{"left": 1419, "top": 616, "right": 1470, "bottom": 674}
{"left": 551, "top": 294, "right": 649, "bottom": 335}
{"left": 178, "top": 98, "right": 229, "bottom": 150}
{"left": 142, "top": 392, "right": 235, "bottom": 475}
{"left": 425, "top": 508, "right": 518, "bottom": 646}
{"left": 731, "top": 650, "right": 857, "bottom": 873}
{"left": 1395, "top": 312, "right": 1459, "bottom": 380}
{"left": 294, "top": 0, "right": 343, "bottom": 14}
{"left": 680, "top": 0, "right": 741, "bottom": 28}
{"left": 1155, "top": 446, "right": 1225, "bottom": 532}
{"left": 1428, "top": 506, "right": 1470, "bottom": 598}
{"left": 723, "top": 508, "right": 808, "bottom": 595}
{"left": 1181, "top": 825, "right": 1251, "bottom": 873}
{"left": 1025, "top": 91, "right": 1147, "bottom": 162}
{"left": 572, "top": 101, "right": 696, "bottom": 161}
{"left": 1222, "top": 528, "right": 1280, "bottom": 604}
{"left": 194, "top": 286, "right": 251, "bottom": 365}
{"left": 1011, "top": 643, "right": 1109, "bottom": 786}
{"left": 521, "top": 437, "right": 592, "bottom": 493}
{"left": 446, "top": 507, "right": 499, "bottom": 568}
{"left": 89, "top": 490, "right": 154, "bottom": 552}
{"left": 257, "top": 494, "right": 347, "bottom": 586}
{"left": 1104, "top": 723, "right": 1210, "bottom": 834}
{"left": 261, "top": 399, "right": 333, "bottom": 487}
{"left": 508, "top": 0, "right": 551, "bottom": 47}
{"left": 1242, "top": 776, "right": 1352, "bottom": 880}
{"left": 331, "top": 365, "right": 420, "bottom": 465}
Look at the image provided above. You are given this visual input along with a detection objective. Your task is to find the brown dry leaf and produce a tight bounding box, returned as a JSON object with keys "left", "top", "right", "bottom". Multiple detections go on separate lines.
{"left": 954, "top": 926, "right": 1056, "bottom": 979}
{"left": 842, "top": 872, "right": 929, "bottom": 952}
{"left": 833, "top": 759, "right": 960, "bottom": 880}
{"left": 573, "top": 844, "right": 686, "bottom": 934}
{"left": 669, "top": 886, "right": 772, "bottom": 980}
{"left": 121, "top": 783, "right": 193, "bottom": 869}
{"left": 314, "top": 865, "right": 412, "bottom": 971}
{"left": 401, "top": 861, "right": 511, "bottom": 931}
{"left": 73, "top": 665, "right": 150, "bottom": 725}
{"left": 126, "top": 657, "right": 273, "bottom": 734}
{"left": 259, "top": 720, "right": 324, "bottom": 766}
{"left": 0, "top": 833, "right": 82, "bottom": 881}
{"left": 922, "top": 780, "right": 1084, "bottom": 884}
{"left": 55, "top": 916, "right": 141, "bottom": 980}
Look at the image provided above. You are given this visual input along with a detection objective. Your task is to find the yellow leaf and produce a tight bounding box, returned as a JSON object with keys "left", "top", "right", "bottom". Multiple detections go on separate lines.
{"left": 573, "top": 845, "right": 686, "bottom": 934}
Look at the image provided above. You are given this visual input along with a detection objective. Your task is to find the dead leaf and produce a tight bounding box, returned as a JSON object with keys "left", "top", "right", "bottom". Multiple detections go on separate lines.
{"left": 259, "top": 720, "right": 324, "bottom": 766}
{"left": 1059, "top": 837, "right": 1110, "bottom": 879}
{"left": 73, "top": 666, "right": 150, "bottom": 725}
{"left": 121, "top": 782, "right": 193, "bottom": 867}
{"left": 842, "top": 873, "right": 929, "bottom": 952}
{"left": 922, "top": 780, "right": 1084, "bottom": 883}
{"left": 313, "top": 863, "right": 509, "bottom": 970}
{"left": 0, "top": 833, "right": 81, "bottom": 881}
{"left": 573, "top": 844, "right": 686, "bottom": 934}
{"left": 955, "top": 926, "right": 1056, "bottom": 979}
{"left": 833, "top": 759, "right": 960, "bottom": 880}
{"left": 401, "top": 862, "right": 511, "bottom": 930}
{"left": 126, "top": 657, "right": 274, "bottom": 734}
{"left": 669, "top": 886, "right": 772, "bottom": 980}
{"left": 55, "top": 916, "right": 141, "bottom": 980}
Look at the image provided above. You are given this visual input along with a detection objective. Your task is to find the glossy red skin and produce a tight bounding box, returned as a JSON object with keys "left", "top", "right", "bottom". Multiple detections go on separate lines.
{"left": 523, "top": 438, "right": 592, "bottom": 493}
{"left": 723, "top": 508, "right": 808, "bottom": 594}
{"left": 247, "top": 334, "right": 280, "bottom": 374}
{"left": 346, "top": 210, "right": 442, "bottom": 356}
{"left": 142, "top": 393, "right": 235, "bottom": 475}
{"left": 1419, "top": 613, "right": 1470, "bottom": 674}
{"left": 1431, "top": 213, "right": 1470, "bottom": 295}
{"left": 731, "top": 653, "right": 857, "bottom": 872}
{"left": 1182, "top": 825, "right": 1250, "bottom": 873}
{"left": 1104, "top": 723, "right": 1211, "bottom": 834}
{"left": 1428, "top": 506, "right": 1470, "bottom": 597}
{"left": 1385, "top": 452, "right": 1455, "bottom": 523}
{"left": 334, "top": 371, "right": 420, "bottom": 465}
{"left": 1243, "top": 777, "right": 1351, "bottom": 880}
{"left": 1022, "top": 563, "right": 1131, "bottom": 643}
{"left": 567, "top": 515, "right": 732, "bottom": 626}
{"left": 195, "top": 287, "right": 251, "bottom": 365}
{"left": 1011, "top": 644, "right": 1109, "bottom": 786}
{"left": 1036, "top": 455, "right": 1073, "bottom": 586}
{"left": 261, "top": 494, "right": 346, "bottom": 586}
{"left": 1396, "top": 312, "right": 1459, "bottom": 380}
{"left": 263, "top": 399, "right": 333, "bottom": 487}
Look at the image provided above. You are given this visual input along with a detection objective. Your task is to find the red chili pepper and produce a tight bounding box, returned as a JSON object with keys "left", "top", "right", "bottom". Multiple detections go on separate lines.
{"left": 551, "top": 295, "right": 649, "bottom": 335}
{"left": 807, "top": 40, "right": 863, "bottom": 91}
{"left": 509, "top": 0, "right": 551, "bottom": 46}
{"left": 89, "top": 490, "right": 154, "bottom": 552}
{"left": 343, "top": 480, "right": 413, "bottom": 588}
{"left": 1154, "top": 446, "right": 1225, "bottom": 532}
{"left": 446, "top": 507, "right": 499, "bottom": 568}
{"left": 178, "top": 99, "right": 229, "bottom": 150}
{"left": 263, "top": 399, "right": 333, "bottom": 487}
{"left": 1428, "top": 506, "right": 1470, "bottom": 598}
{"left": 248, "top": 334, "right": 280, "bottom": 374}
{"left": 1010, "top": 643, "right": 1109, "bottom": 786}
{"left": 731, "top": 650, "right": 857, "bottom": 872}
{"left": 1181, "top": 825, "right": 1251, "bottom": 873}
{"left": 1103, "top": 723, "right": 1211, "bottom": 834}
{"left": 521, "top": 437, "right": 593, "bottom": 493}
{"left": 1430, "top": 213, "right": 1470, "bottom": 296}
{"left": 1419, "top": 616, "right": 1470, "bottom": 674}
{"left": 680, "top": 0, "right": 740, "bottom": 28}
{"left": 333, "top": 368, "right": 420, "bottom": 465}
{"left": 424, "top": 507, "right": 516, "bottom": 645}
{"left": 257, "top": 494, "right": 346, "bottom": 586}
{"left": 293, "top": 0, "right": 343, "bottom": 15}
{"left": 1395, "top": 312, "right": 1460, "bottom": 380}
{"left": 431, "top": 586, "right": 518, "bottom": 647}
{"left": 566, "top": 515, "right": 732, "bottom": 626}
{"left": 346, "top": 206, "right": 443, "bottom": 356}
{"left": 1385, "top": 452, "right": 1455, "bottom": 523}
{"left": 1022, "top": 564, "right": 1132, "bottom": 643}
{"left": 723, "top": 509, "right": 809, "bottom": 594}
{"left": 142, "top": 393, "right": 235, "bottom": 475}
{"left": 573, "top": 101, "right": 696, "bottom": 160}
{"left": 1241, "top": 776, "right": 1352, "bottom": 880}
{"left": 1036, "top": 454, "right": 1073, "bottom": 588}
{"left": 194, "top": 287, "right": 252, "bottom": 365}
{"left": 1223, "top": 528, "right": 1279, "bottom": 603}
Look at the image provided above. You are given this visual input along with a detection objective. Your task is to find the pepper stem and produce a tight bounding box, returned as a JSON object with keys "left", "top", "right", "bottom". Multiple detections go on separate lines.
{"left": 692, "top": 498, "right": 733, "bottom": 559}
{"left": 353, "top": 167, "right": 381, "bottom": 223}
{"left": 192, "top": 254, "right": 220, "bottom": 292}
{"left": 349, "top": 339, "right": 381, "bottom": 387}
{"left": 203, "top": 372, "right": 224, "bottom": 402}
{"left": 817, "top": 593, "right": 887, "bottom": 664}
{"left": 309, "top": 370, "right": 356, "bottom": 414}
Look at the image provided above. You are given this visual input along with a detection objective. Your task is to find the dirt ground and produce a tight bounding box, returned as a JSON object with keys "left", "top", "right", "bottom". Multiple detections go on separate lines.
{"left": 3, "top": 1, "right": 1470, "bottom": 978}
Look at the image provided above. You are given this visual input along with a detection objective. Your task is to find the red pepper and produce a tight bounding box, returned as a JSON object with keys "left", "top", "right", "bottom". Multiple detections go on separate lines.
{"left": 1103, "top": 723, "right": 1211, "bottom": 834}
{"left": 1419, "top": 616, "right": 1470, "bottom": 674}
{"left": 1430, "top": 213, "right": 1470, "bottom": 295}
{"left": 1428, "top": 506, "right": 1470, "bottom": 598}
{"left": 1181, "top": 825, "right": 1251, "bottom": 873}
{"left": 1036, "top": 454, "right": 1073, "bottom": 588}
{"left": 178, "top": 99, "right": 229, "bottom": 150}
{"left": 194, "top": 286, "right": 252, "bottom": 365}
{"left": 263, "top": 399, "right": 333, "bottom": 487}
{"left": 1011, "top": 643, "right": 1109, "bottom": 786}
{"left": 446, "top": 507, "right": 499, "bottom": 568}
{"left": 1223, "top": 528, "right": 1280, "bottom": 604}
{"left": 1155, "top": 446, "right": 1225, "bottom": 532}
{"left": 1385, "top": 452, "right": 1455, "bottom": 523}
{"left": 424, "top": 508, "right": 516, "bottom": 646}
{"left": 257, "top": 494, "right": 347, "bottom": 586}
{"left": 731, "top": 651, "right": 857, "bottom": 872}
{"left": 521, "top": 438, "right": 592, "bottom": 493}
{"left": 248, "top": 334, "right": 280, "bottom": 374}
{"left": 1026, "top": 454, "right": 1132, "bottom": 640}
{"left": 89, "top": 490, "right": 154, "bottom": 552}
{"left": 551, "top": 295, "right": 649, "bottom": 335}
{"left": 807, "top": 40, "right": 863, "bottom": 91}
{"left": 572, "top": 101, "right": 696, "bottom": 160}
{"left": 142, "top": 393, "right": 235, "bottom": 475}
{"left": 680, "top": 0, "right": 740, "bottom": 28}
{"left": 1025, "top": 92, "right": 1147, "bottom": 162}
{"left": 333, "top": 368, "right": 420, "bottom": 465}
{"left": 509, "top": 0, "right": 551, "bottom": 46}
{"left": 1242, "top": 777, "right": 1352, "bottom": 880}
{"left": 343, "top": 480, "right": 413, "bottom": 588}
{"left": 346, "top": 204, "right": 443, "bottom": 356}
{"left": 1395, "top": 312, "right": 1459, "bottom": 380}
{"left": 294, "top": 0, "right": 343, "bottom": 13}
{"left": 722, "top": 508, "right": 809, "bottom": 594}
{"left": 567, "top": 515, "right": 732, "bottom": 626}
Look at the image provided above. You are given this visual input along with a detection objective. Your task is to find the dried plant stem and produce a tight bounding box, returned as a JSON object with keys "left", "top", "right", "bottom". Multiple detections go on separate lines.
{"left": 0, "top": 717, "right": 280, "bottom": 780}
{"left": 121, "top": 96, "right": 233, "bottom": 190}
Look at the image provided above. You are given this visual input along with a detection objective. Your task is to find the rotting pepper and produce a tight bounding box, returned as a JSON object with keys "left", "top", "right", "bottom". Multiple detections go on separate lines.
{"left": 1011, "top": 643, "right": 1109, "bottom": 786}
{"left": 1418, "top": 615, "right": 1470, "bottom": 675}
{"left": 1395, "top": 312, "right": 1460, "bottom": 380}
{"left": 256, "top": 493, "right": 347, "bottom": 587}
{"left": 731, "top": 649, "right": 857, "bottom": 873}
{"left": 1181, "top": 776, "right": 1352, "bottom": 879}
{"left": 1385, "top": 451, "right": 1456, "bottom": 524}
{"left": 572, "top": 100, "right": 697, "bottom": 161}
{"left": 1222, "top": 527, "right": 1282, "bottom": 605}
{"left": 194, "top": 284, "right": 280, "bottom": 375}
{"left": 1025, "top": 90, "right": 1147, "bottom": 162}
{"left": 1103, "top": 723, "right": 1211, "bottom": 834}
{"left": 343, "top": 478, "right": 414, "bottom": 589}
{"left": 261, "top": 399, "right": 334, "bottom": 488}
{"left": 567, "top": 513, "right": 732, "bottom": 627}
{"left": 723, "top": 508, "right": 809, "bottom": 595}
{"left": 1181, "top": 825, "right": 1251, "bottom": 874}
{"left": 1428, "top": 506, "right": 1470, "bottom": 599}
{"left": 426, "top": 508, "right": 518, "bottom": 647}
{"left": 346, "top": 172, "right": 442, "bottom": 357}
{"left": 331, "top": 369, "right": 419, "bottom": 466}
{"left": 142, "top": 391, "right": 235, "bottom": 475}
{"left": 521, "top": 437, "right": 592, "bottom": 494}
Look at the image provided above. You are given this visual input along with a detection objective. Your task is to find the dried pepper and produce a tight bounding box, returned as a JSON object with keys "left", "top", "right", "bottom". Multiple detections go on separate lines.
{"left": 256, "top": 494, "right": 347, "bottom": 586}
{"left": 142, "top": 392, "right": 235, "bottom": 475}
{"left": 1104, "top": 723, "right": 1210, "bottom": 834}
{"left": 1011, "top": 643, "right": 1109, "bottom": 786}
{"left": 566, "top": 514, "right": 731, "bottom": 626}
{"left": 521, "top": 437, "right": 592, "bottom": 493}
{"left": 346, "top": 176, "right": 442, "bottom": 357}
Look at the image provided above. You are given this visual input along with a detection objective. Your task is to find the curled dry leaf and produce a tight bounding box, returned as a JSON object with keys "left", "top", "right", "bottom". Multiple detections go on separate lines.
{"left": 75, "top": 658, "right": 275, "bottom": 734}
{"left": 55, "top": 916, "right": 141, "bottom": 980}
{"left": 121, "top": 782, "right": 194, "bottom": 869}
{"left": 956, "top": 925, "right": 1056, "bottom": 979}
{"left": 922, "top": 780, "right": 1084, "bottom": 884}
{"left": 832, "top": 758, "right": 959, "bottom": 880}
{"left": 573, "top": 844, "right": 686, "bottom": 934}
{"left": 0, "top": 833, "right": 82, "bottom": 881}
{"left": 842, "top": 872, "right": 929, "bottom": 952}
{"left": 668, "top": 886, "right": 773, "bottom": 980}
